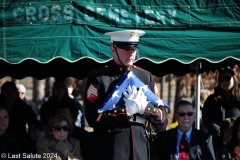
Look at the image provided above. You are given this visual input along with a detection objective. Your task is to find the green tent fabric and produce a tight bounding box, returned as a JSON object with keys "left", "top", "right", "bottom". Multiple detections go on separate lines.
{"left": 1, "top": 0, "right": 240, "bottom": 79}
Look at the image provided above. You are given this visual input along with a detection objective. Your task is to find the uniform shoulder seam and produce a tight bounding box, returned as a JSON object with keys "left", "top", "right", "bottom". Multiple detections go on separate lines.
{"left": 90, "top": 65, "right": 110, "bottom": 75}
{"left": 133, "top": 65, "right": 150, "bottom": 73}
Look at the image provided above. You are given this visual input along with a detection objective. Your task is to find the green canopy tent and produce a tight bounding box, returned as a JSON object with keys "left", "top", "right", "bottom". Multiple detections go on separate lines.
{"left": 1, "top": 0, "right": 240, "bottom": 128}
{"left": 1, "top": 0, "right": 240, "bottom": 79}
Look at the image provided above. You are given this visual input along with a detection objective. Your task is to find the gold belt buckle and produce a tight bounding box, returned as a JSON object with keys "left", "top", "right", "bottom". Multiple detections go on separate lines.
{"left": 129, "top": 115, "right": 134, "bottom": 121}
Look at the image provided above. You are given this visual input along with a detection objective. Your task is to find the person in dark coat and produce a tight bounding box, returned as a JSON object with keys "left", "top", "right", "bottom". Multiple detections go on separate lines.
{"left": 16, "top": 83, "right": 39, "bottom": 119}
{"left": 27, "top": 120, "right": 46, "bottom": 154}
{"left": 226, "top": 116, "right": 240, "bottom": 160}
{"left": 0, "top": 81, "right": 37, "bottom": 137}
{"left": 39, "top": 79, "right": 79, "bottom": 126}
{"left": 202, "top": 68, "right": 240, "bottom": 153}
{"left": 217, "top": 117, "right": 236, "bottom": 160}
{"left": 65, "top": 77, "right": 85, "bottom": 128}
{"left": 84, "top": 30, "right": 167, "bottom": 160}
{"left": 156, "top": 100, "right": 216, "bottom": 160}
{"left": 0, "top": 105, "right": 33, "bottom": 157}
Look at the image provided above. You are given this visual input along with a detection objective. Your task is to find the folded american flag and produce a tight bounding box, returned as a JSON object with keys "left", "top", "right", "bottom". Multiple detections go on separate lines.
{"left": 98, "top": 71, "right": 169, "bottom": 113}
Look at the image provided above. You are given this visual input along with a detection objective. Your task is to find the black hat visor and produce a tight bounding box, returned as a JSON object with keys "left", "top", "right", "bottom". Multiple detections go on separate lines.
{"left": 113, "top": 41, "right": 139, "bottom": 50}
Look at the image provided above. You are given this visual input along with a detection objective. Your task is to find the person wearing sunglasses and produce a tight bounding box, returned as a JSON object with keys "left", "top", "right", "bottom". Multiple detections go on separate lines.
{"left": 36, "top": 114, "right": 82, "bottom": 160}
{"left": 55, "top": 107, "right": 91, "bottom": 160}
{"left": 155, "top": 100, "right": 215, "bottom": 160}
{"left": 202, "top": 68, "right": 240, "bottom": 154}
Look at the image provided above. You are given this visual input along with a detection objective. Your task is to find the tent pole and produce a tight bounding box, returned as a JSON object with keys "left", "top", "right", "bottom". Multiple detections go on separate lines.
{"left": 195, "top": 60, "right": 201, "bottom": 129}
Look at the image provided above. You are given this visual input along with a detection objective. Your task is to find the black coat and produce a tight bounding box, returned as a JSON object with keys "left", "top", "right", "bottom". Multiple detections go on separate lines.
{"left": 202, "top": 93, "right": 240, "bottom": 153}
{"left": 0, "top": 130, "right": 33, "bottom": 157}
{"left": 40, "top": 96, "right": 79, "bottom": 125}
{"left": 202, "top": 94, "right": 240, "bottom": 136}
{"left": 5, "top": 98, "right": 37, "bottom": 137}
{"left": 84, "top": 60, "right": 166, "bottom": 160}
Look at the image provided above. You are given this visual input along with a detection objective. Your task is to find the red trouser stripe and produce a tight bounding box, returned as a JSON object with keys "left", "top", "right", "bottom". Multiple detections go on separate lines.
{"left": 130, "top": 124, "right": 135, "bottom": 160}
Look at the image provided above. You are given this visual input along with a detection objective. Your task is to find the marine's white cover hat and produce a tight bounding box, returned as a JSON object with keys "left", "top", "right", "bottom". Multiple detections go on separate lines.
{"left": 105, "top": 30, "right": 145, "bottom": 42}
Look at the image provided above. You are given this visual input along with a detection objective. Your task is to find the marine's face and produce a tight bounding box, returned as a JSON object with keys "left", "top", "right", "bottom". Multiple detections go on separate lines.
{"left": 111, "top": 45, "right": 137, "bottom": 67}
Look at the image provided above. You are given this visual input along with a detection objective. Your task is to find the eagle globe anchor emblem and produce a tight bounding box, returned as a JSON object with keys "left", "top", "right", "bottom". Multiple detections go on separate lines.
{"left": 130, "top": 31, "right": 135, "bottom": 37}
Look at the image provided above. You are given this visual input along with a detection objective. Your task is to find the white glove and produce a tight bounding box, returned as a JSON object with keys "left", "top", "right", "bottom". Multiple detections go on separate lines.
{"left": 123, "top": 86, "right": 148, "bottom": 116}
{"left": 124, "top": 85, "right": 137, "bottom": 99}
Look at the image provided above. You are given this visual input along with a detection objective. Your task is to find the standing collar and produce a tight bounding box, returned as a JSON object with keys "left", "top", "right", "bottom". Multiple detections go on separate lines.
{"left": 109, "top": 60, "right": 133, "bottom": 73}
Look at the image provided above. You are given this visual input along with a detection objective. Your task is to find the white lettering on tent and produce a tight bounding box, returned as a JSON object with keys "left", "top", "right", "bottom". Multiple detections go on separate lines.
{"left": 51, "top": 5, "right": 61, "bottom": 21}
{"left": 145, "top": 10, "right": 155, "bottom": 24}
{"left": 121, "top": 9, "right": 131, "bottom": 24}
{"left": 39, "top": 6, "right": 49, "bottom": 21}
{"left": 135, "top": 10, "right": 141, "bottom": 24}
{"left": 12, "top": 4, "right": 176, "bottom": 25}
{"left": 108, "top": 8, "right": 120, "bottom": 23}
{"left": 85, "top": 6, "right": 94, "bottom": 21}
{"left": 96, "top": 8, "right": 106, "bottom": 21}
{"left": 13, "top": 5, "right": 73, "bottom": 22}
{"left": 168, "top": 10, "right": 177, "bottom": 24}
{"left": 13, "top": 7, "right": 24, "bottom": 22}
{"left": 26, "top": 7, "right": 37, "bottom": 21}
{"left": 156, "top": 10, "right": 167, "bottom": 24}
{"left": 63, "top": 5, "right": 73, "bottom": 20}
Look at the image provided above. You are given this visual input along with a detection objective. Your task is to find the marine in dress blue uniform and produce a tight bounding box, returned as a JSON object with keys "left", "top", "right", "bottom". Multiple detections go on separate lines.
{"left": 84, "top": 30, "right": 167, "bottom": 160}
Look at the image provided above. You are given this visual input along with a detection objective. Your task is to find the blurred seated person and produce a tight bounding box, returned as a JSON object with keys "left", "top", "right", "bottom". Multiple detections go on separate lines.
{"left": 36, "top": 114, "right": 82, "bottom": 160}
{"left": 65, "top": 77, "right": 85, "bottom": 128}
{"left": 41, "top": 89, "right": 51, "bottom": 105}
{"left": 0, "top": 81, "right": 37, "bottom": 137}
{"left": 217, "top": 117, "right": 240, "bottom": 160}
{"left": 0, "top": 105, "right": 32, "bottom": 155}
{"left": 202, "top": 68, "right": 240, "bottom": 153}
{"left": 28, "top": 120, "right": 46, "bottom": 154}
{"left": 217, "top": 117, "right": 236, "bottom": 160}
{"left": 156, "top": 100, "right": 215, "bottom": 160}
{"left": 40, "top": 79, "right": 78, "bottom": 126}
{"left": 16, "top": 84, "right": 39, "bottom": 119}
{"left": 56, "top": 107, "right": 91, "bottom": 160}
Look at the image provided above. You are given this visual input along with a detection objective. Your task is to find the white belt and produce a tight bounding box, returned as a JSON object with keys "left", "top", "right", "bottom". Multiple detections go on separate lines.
{"left": 135, "top": 116, "right": 145, "bottom": 124}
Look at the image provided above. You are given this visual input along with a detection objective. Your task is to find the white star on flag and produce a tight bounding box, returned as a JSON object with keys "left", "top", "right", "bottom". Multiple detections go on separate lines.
{"left": 112, "top": 90, "right": 120, "bottom": 99}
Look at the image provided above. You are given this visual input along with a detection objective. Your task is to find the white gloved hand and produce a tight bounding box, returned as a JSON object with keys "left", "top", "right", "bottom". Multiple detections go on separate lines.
{"left": 124, "top": 85, "right": 137, "bottom": 99}
{"left": 123, "top": 86, "right": 148, "bottom": 116}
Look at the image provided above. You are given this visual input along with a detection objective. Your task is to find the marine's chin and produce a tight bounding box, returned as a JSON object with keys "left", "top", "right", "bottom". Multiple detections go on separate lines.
{"left": 125, "top": 61, "right": 134, "bottom": 67}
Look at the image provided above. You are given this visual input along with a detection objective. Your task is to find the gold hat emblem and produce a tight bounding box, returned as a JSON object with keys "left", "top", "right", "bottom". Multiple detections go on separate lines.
{"left": 130, "top": 31, "right": 135, "bottom": 37}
